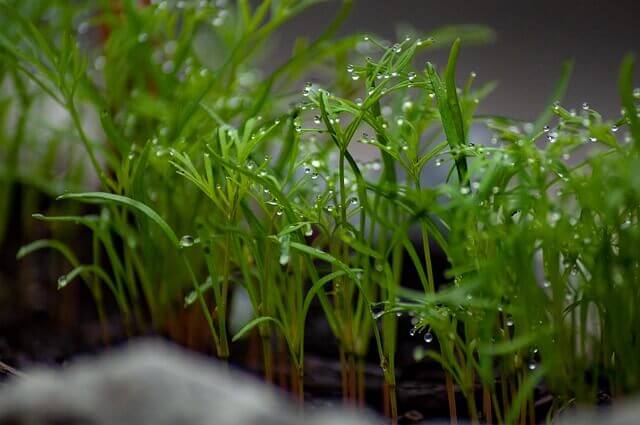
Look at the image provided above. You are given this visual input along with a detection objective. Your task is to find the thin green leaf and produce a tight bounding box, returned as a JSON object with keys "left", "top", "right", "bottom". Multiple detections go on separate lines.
{"left": 57, "top": 192, "right": 180, "bottom": 248}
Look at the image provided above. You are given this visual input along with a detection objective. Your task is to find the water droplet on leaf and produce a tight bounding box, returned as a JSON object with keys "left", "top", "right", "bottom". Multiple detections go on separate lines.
{"left": 57, "top": 275, "right": 68, "bottom": 289}
{"left": 506, "top": 316, "right": 514, "bottom": 327}
{"left": 180, "top": 235, "right": 196, "bottom": 248}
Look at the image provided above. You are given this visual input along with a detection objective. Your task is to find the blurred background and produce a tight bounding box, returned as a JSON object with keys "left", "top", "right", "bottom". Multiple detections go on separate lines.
{"left": 277, "top": 0, "right": 639, "bottom": 119}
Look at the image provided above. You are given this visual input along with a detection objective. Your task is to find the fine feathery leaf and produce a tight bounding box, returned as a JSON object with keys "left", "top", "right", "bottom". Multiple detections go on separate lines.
{"left": 56, "top": 192, "right": 180, "bottom": 248}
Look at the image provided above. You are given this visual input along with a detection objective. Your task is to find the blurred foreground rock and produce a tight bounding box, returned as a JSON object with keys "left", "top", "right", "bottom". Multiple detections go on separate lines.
{"left": 1, "top": 339, "right": 639, "bottom": 425}
{"left": 0, "top": 339, "right": 378, "bottom": 425}
{"left": 553, "top": 403, "right": 640, "bottom": 425}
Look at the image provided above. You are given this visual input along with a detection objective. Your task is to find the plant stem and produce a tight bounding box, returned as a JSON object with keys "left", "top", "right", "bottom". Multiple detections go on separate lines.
{"left": 446, "top": 371, "right": 458, "bottom": 425}
{"left": 278, "top": 337, "right": 288, "bottom": 390}
{"left": 357, "top": 356, "right": 366, "bottom": 407}
{"left": 182, "top": 253, "right": 220, "bottom": 351}
{"left": 340, "top": 347, "right": 349, "bottom": 402}
{"left": 68, "top": 99, "right": 109, "bottom": 189}
{"left": 382, "top": 380, "right": 390, "bottom": 418}
{"left": 218, "top": 233, "right": 231, "bottom": 359}
{"left": 262, "top": 333, "right": 274, "bottom": 383}
{"left": 483, "top": 385, "right": 492, "bottom": 424}
{"left": 348, "top": 352, "right": 357, "bottom": 403}
{"left": 467, "top": 387, "right": 480, "bottom": 425}
{"left": 292, "top": 361, "right": 304, "bottom": 404}
{"left": 528, "top": 394, "right": 535, "bottom": 425}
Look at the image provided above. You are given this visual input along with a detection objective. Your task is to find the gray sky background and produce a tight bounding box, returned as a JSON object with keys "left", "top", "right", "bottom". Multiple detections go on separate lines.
{"left": 274, "top": 0, "right": 639, "bottom": 121}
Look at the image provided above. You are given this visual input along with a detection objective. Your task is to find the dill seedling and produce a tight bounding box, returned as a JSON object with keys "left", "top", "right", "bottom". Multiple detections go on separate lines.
{"left": 2, "top": 2, "right": 639, "bottom": 425}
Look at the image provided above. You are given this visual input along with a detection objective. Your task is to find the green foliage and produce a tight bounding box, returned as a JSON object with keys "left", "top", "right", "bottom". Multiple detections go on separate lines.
{"left": 1, "top": 1, "right": 639, "bottom": 424}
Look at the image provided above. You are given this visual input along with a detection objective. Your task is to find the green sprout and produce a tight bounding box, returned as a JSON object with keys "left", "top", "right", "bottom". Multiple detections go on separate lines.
{"left": 1, "top": 2, "right": 639, "bottom": 425}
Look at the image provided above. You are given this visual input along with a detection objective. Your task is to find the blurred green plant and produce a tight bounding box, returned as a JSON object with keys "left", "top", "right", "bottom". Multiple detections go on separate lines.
{"left": 2, "top": 1, "right": 639, "bottom": 425}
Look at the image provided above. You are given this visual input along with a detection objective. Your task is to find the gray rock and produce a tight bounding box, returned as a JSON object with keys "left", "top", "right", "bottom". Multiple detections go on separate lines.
{"left": 554, "top": 401, "right": 640, "bottom": 425}
{"left": 0, "top": 339, "right": 378, "bottom": 425}
{"left": 6, "top": 339, "right": 639, "bottom": 425}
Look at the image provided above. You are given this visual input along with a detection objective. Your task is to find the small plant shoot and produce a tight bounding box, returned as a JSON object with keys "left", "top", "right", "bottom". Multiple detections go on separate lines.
{"left": 1, "top": 1, "right": 639, "bottom": 424}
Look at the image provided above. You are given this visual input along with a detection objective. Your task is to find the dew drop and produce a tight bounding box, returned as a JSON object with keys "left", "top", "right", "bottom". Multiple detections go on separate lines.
{"left": 506, "top": 316, "right": 514, "bottom": 327}
{"left": 424, "top": 332, "right": 433, "bottom": 343}
{"left": 57, "top": 275, "right": 68, "bottom": 289}
{"left": 370, "top": 303, "right": 385, "bottom": 319}
{"left": 304, "top": 223, "right": 313, "bottom": 237}
{"left": 407, "top": 71, "right": 417, "bottom": 81}
{"left": 180, "top": 235, "right": 196, "bottom": 248}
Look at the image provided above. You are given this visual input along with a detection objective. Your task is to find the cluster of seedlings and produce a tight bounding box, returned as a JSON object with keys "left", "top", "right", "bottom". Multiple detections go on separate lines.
{"left": 1, "top": 1, "right": 639, "bottom": 424}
